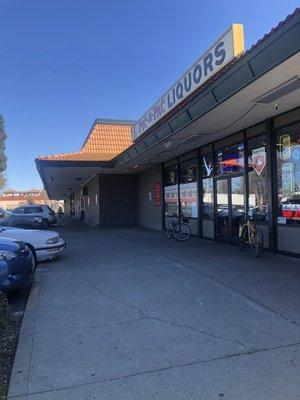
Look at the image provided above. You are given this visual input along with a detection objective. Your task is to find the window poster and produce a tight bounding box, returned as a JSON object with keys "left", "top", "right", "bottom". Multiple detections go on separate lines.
{"left": 279, "top": 134, "right": 291, "bottom": 160}
{"left": 282, "top": 162, "right": 294, "bottom": 196}
{"left": 179, "top": 181, "right": 198, "bottom": 218}
{"left": 164, "top": 185, "right": 179, "bottom": 216}
{"left": 202, "top": 154, "right": 213, "bottom": 177}
{"left": 252, "top": 147, "right": 266, "bottom": 175}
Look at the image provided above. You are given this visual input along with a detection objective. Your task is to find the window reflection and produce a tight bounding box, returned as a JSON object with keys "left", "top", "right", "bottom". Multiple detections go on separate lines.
{"left": 216, "top": 179, "right": 229, "bottom": 238}
{"left": 276, "top": 123, "right": 300, "bottom": 225}
{"left": 164, "top": 166, "right": 179, "bottom": 216}
{"left": 247, "top": 135, "right": 268, "bottom": 222}
{"left": 231, "top": 176, "right": 245, "bottom": 237}
{"left": 179, "top": 159, "right": 198, "bottom": 218}
{"left": 202, "top": 178, "right": 214, "bottom": 219}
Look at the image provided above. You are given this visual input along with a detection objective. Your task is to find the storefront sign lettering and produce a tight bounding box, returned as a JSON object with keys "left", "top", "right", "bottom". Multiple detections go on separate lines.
{"left": 132, "top": 24, "right": 244, "bottom": 140}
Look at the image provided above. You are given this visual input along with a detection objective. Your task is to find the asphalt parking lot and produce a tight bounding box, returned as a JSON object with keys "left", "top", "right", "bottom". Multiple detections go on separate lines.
{"left": 8, "top": 218, "right": 300, "bottom": 399}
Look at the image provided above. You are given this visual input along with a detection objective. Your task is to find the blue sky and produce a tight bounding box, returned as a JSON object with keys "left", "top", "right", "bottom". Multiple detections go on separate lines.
{"left": 0, "top": 0, "right": 299, "bottom": 190}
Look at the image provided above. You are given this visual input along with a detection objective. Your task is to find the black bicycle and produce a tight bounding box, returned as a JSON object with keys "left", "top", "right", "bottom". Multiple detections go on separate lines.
{"left": 166, "top": 212, "right": 191, "bottom": 241}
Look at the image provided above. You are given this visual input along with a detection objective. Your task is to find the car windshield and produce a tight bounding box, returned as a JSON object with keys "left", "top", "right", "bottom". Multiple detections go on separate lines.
{"left": 0, "top": 208, "right": 10, "bottom": 216}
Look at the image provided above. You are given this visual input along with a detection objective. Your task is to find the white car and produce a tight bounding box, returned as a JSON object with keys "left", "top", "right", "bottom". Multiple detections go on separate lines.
{"left": 12, "top": 204, "right": 57, "bottom": 226}
{"left": 0, "top": 226, "right": 66, "bottom": 262}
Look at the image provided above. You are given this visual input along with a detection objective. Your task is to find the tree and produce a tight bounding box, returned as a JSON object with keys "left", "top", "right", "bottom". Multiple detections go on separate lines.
{"left": 0, "top": 115, "right": 7, "bottom": 189}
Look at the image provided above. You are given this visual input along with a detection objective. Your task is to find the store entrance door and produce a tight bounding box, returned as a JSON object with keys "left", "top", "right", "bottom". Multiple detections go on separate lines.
{"left": 80, "top": 196, "right": 85, "bottom": 220}
{"left": 216, "top": 175, "right": 245, "bottom": 243}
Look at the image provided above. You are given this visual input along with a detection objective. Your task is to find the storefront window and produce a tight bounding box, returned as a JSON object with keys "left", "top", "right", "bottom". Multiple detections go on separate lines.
{"left": 164, "top": 165, "right": 179, "bottom": 216}
{"left": 247, "top": 135, "right": 268, "bottom": 222}
{"left": 179, "top": 159, "right": 198, "bottom": 218}
{"left": 202, "top": 153, "right": 214, "bottom": 177}
{"left": 216, "top": 143, "right": 244, "bottom": 175}
{"left": 276, "top": 123, "right": 300, "bottom": 225}
{"left": 202, "top": 178, "right": 214, "bottom": 219}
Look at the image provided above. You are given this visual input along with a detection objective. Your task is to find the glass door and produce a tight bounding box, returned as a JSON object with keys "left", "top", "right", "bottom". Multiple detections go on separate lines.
{"left": 216, "top": 175, "right": 245, "bottom": 243}
{"left": 231, "top": 176, "right": 245, "bottom": 239}
{"left": 216, "top": 178, "right": 230, "bottom": 240}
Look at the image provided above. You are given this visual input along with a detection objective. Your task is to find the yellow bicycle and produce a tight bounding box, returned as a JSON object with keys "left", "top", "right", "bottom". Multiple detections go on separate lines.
{"left": 239, "top": 216, "right": 263, "bottom": 257}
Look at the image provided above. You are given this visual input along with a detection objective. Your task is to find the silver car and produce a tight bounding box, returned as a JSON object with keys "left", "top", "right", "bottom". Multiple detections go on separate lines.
{"left": 11, "top": 204, "right": 57, "bottom": 227}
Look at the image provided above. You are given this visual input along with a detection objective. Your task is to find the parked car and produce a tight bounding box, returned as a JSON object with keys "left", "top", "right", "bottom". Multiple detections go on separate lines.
{"left": 0, "top": 226, "right": 66, "bottom": 262}
{"left": 11, "top": 204, "right": 57, "bottom": 227}
{"left": 0, "top": 208, "right": 46, "bottom": 230}
{"left": 0, "top": 237, "right": 36, "bottom": 292}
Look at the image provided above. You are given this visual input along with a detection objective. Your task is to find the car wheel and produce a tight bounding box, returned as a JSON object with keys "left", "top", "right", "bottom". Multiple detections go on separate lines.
{"left": 26, "top": 248, "right": 37, "bottom": 289}
{"left": 26, "top": 243, "right": 37, "bottom": 268}
{"left": 14, "top": 248, "right": 37, "bottom": 293}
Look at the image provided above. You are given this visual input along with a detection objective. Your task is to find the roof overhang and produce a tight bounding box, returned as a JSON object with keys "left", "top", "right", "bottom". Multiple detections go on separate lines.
{"left": 115, "top": 53, "right": 300, "bottom": 172}
{"left": 36, "top": 160, "right": 126, "bottom": 199}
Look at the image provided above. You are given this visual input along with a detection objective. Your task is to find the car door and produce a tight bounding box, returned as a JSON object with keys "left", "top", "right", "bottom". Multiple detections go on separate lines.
{"left": 25, "top": 206, "right": 44, "bottom": 217}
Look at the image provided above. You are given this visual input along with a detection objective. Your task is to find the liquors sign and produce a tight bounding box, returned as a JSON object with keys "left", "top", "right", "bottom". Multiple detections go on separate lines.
{"left": 132, "top": 24, "right": 244, "bottom": 140}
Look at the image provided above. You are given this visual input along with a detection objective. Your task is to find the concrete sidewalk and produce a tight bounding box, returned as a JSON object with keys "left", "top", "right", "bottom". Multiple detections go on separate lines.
{"left": 8, "top": 219, "right": 300, "bottom": 399}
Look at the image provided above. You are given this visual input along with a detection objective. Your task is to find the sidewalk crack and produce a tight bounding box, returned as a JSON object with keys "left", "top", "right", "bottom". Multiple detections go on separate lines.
{"left": 138, "top": 243, "right": 298, "bottom": 327}
{"left": 84, "top": 277, "right": 253, "bottom": 351}
{"left": 9, "top": 342, "right": 300, "bottom": 399}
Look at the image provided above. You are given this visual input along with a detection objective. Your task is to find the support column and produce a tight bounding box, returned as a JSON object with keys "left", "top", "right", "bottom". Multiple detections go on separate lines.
{"left": 197, "top": 148, "right": 203, "bottom": 238}
{"left": 266, "top": 118, "right": 277, "bottom": 252}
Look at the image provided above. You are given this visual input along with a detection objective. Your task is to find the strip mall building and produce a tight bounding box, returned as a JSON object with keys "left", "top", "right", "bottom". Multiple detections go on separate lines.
{"left": 37, "top": 9, "right": 300, "bottom": 256}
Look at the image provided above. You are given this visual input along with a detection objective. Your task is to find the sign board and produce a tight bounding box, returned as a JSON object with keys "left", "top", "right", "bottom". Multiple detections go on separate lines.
{"left": 252, "top": 147, "right": 266, "bottom": 175}
{"left": 132, "top": 24, "right": 244, "bottom": 140}
{"left": 279, "top": 134, "right": 292, "bottom": 160}
{"left": 154, "top": 183, "right": 161, "bottom": 207}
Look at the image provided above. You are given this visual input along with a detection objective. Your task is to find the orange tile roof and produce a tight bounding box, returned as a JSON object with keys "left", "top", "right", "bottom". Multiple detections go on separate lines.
{"left": 36, "top": 120, "right": 133, "bottom": 162}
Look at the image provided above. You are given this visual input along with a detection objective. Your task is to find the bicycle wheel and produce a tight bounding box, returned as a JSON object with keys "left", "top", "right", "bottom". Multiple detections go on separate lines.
{"left": 238, "top": 226, "right": 248, "bottom": 251}
{"left": 166, "top": 221, "right": 174, "bottom": 239}
{"left": 250, "top": 229, "right": 263, "bottom": 257}
{"left": 173, "top": 223, "right": 191, "bottom": 241}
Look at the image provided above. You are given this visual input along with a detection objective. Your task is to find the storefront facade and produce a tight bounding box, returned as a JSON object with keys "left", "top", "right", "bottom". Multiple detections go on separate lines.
{"left": 36, "top": 9, "right": 300, "bottom": 257}
{"left": 160, "top": 108, "right": 300, "bottom": 255}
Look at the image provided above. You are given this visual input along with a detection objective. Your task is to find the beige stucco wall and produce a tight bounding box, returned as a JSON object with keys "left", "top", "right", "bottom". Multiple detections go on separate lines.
{"left": 72, "top": 175, "right": 100, "bottom": 226}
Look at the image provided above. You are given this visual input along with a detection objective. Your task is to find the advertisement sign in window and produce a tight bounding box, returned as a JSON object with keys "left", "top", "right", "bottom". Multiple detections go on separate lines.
{"left": 203, "top": 154, "right": 213, "bottom": 177}
{"left": 216, "top": 143, "right": 244, "bottom": 174}
{"left": 282, "top": 162, "right": 294, "bottom": 196}
{"left": 251, "top": 147, "right": 266, "bottom": 176}
{"left": 164, "top": 185, "right": 179, "bottom": 216}
{"left": 179, "top": 181, "right": 198, "bottom": 218}
{"left": 279, "top": 134, "right": 291, "bottom": 160}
